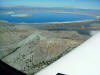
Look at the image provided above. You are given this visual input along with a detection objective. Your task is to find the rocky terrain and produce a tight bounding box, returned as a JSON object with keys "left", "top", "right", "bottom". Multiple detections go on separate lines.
{"left": 1, "top": 31, "right": 84, "bottom": 74}
{"left": 0, "top": 20, "right": 94, "bottom": 75}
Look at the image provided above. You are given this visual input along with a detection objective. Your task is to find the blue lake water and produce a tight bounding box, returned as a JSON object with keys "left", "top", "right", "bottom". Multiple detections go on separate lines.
{"left": 0, "top": 11, "right": 96, "bottom": 23}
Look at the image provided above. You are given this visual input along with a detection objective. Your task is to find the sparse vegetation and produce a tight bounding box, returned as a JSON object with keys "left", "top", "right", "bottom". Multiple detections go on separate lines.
{"left": 0, "top": 18, "right": 100, "bottom": 74}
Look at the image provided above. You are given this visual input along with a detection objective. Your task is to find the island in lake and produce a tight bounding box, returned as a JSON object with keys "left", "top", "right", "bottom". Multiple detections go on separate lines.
{"left": 11, "top": 14, "right": 33, "bottom": 17}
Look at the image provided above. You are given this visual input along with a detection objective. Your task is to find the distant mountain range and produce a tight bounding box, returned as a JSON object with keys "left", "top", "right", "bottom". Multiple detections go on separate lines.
{"left": 0, "top": 6, "right": 100, "bottom": 16}
{"left": 0, "top": 6, "right": 100, "bottom": 11}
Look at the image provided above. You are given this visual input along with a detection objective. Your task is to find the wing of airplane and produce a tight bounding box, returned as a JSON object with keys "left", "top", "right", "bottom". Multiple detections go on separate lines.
{"left": 35, "top": 32, "right": 100, "bottom": 75}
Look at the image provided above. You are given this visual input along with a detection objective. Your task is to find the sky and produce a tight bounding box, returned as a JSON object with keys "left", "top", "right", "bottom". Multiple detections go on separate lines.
{"left": 0, "top": 0, "right": 100, "bottom": 9}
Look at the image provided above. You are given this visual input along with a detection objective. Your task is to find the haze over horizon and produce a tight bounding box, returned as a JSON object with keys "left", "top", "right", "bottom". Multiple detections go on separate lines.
{"left": 0, "top": 0, "right": 100, "bottom": 10}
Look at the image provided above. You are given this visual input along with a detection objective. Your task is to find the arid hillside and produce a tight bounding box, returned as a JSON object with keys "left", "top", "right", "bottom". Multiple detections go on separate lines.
{"left": 0, "top": 19, "right": 99, "bottom": 74}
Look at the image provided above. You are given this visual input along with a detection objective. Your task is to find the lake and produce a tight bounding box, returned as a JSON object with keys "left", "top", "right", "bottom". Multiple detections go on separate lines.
{"left": 0, "top": 11, "right": 96, "bottom": 23}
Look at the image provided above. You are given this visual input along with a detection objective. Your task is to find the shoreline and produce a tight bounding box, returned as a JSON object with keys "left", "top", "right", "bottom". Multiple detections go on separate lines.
{"left": 0, "top": 18, "right": 97, "bottom": 24}
{"left": 4, "top": 10, "right": 100, "bottom": 16}
{"left": 53, "top": 11, "right": 98, "bottom": 16}
{"left": 0, "top": 11, "right": 99, "bottom": 24}
{"left": 48, "top": 19, "right": 96, "bottom": 24}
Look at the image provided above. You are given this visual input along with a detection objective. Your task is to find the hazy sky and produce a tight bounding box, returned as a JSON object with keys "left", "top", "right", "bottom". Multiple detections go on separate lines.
{"left": 0, "top": 0, "right": 100, "bottom": 9}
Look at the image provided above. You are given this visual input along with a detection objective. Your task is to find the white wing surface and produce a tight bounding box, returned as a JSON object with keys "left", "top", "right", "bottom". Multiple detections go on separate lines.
{"left": 35, "top": 32, "right": 100, "bottom": 75}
